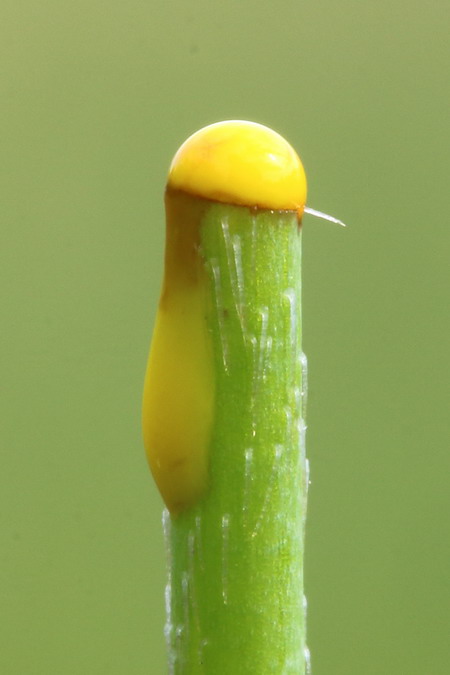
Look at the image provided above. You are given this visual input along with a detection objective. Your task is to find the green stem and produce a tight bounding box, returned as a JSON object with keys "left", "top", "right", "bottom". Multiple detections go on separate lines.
{"left": 164, "top": 196, "right": 308, "bottom": 674}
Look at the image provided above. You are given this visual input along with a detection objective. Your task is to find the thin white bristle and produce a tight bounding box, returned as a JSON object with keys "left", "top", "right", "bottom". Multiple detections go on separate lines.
{"left": 304, "top": 206, "right": 346, "bottom": 227}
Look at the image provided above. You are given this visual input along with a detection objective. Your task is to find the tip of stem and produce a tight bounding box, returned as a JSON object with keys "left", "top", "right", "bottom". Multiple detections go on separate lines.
{"left": 167, "top": 120, "right": 307, "bottom": 215}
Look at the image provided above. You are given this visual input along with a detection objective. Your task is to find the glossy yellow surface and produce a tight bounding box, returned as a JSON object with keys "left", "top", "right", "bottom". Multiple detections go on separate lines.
{"left": 143, "top": 192, "right": 214, "bottom": 515}
{"left": 168, "top": 120, "right": 307, "bottom": 217}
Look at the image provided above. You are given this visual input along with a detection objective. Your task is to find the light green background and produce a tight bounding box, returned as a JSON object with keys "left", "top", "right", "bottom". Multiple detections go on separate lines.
{"left": 1, "top": 1, "right": 448, "bottom": 673}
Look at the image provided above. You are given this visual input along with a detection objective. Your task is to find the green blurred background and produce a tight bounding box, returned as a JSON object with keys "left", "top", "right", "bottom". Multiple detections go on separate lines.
{"left": 1, "top": 0, "right": 449, "bottom": 673}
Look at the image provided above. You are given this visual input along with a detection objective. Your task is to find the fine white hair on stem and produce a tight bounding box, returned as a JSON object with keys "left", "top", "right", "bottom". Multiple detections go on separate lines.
{"left": 304, "top": 206, "right": 346, "bottom": 227}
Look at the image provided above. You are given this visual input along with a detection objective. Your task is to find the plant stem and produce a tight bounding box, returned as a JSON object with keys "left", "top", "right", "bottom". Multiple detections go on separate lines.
{"left": 164, "top": 190, "right": 308, "bottom": 674}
